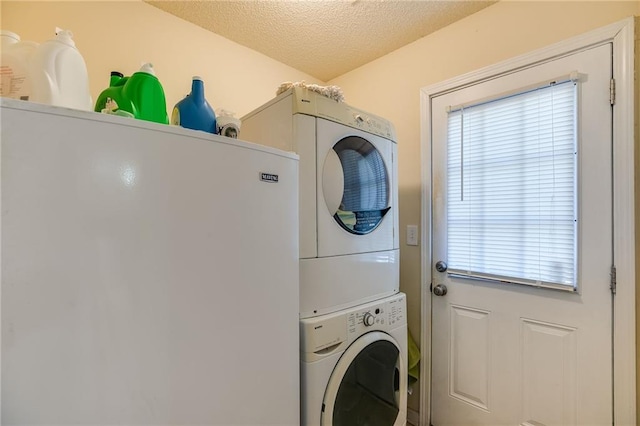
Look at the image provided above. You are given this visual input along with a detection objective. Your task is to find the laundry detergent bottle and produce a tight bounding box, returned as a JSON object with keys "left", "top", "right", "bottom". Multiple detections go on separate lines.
{"left": 93, "top": 71, "right": 134, "bottom": 118}
{"left": 94, "top": 63, "right": 169, "bottom": 124}
{"left": 171, "top": 76, "right": 216, "bottom": 133}
{"left": 123, "top": 63, "right": 168, "bottom": 124}
{"left": 28, "top": 28, "right": 92, "bottom": 110}
{"left": 94, "top": 71, "right": 127, "bottom": 112}
{"left": 0, "top": 30, "right": 38, "bottom": 100}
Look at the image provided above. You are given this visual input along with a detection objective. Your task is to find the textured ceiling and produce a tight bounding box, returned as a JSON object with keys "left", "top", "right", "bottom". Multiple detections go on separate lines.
{"left": 146, "top": 0, "right": 496, "bottom": 81}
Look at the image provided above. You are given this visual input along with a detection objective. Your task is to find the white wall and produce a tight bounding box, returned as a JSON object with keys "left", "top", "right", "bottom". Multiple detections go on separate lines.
{"left": 1, "top": 0, "right": 322, "bottom": 118}
{"left": 330, "top": 0, "right": 640, "bottom": 413}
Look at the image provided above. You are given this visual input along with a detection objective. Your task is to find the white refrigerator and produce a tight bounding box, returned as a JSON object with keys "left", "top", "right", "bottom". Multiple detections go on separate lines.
{"left": 0, "top": 99, "right": 300, "bottom": 425}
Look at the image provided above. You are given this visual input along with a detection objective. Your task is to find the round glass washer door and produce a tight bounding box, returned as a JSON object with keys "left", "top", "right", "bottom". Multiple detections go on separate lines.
{"left": 323, "top": 136, "right": 391, "bottom": 235}
{"left": 321, "top": 332, "right": 403, "bottom": 426}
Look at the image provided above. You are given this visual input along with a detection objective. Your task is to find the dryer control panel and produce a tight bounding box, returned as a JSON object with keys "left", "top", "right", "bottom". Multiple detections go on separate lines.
{"left": 290, "top": 87, "right": 397, "bottom": 141}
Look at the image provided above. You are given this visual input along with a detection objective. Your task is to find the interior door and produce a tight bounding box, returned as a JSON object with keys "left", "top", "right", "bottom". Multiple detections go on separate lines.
{"left": 431, "top": 44, "right": 613, "bottom": 425}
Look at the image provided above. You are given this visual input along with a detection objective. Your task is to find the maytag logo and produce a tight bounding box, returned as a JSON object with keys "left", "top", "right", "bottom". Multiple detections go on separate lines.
{"left": 260, "top": 172, "right": 279, "bottom": 183}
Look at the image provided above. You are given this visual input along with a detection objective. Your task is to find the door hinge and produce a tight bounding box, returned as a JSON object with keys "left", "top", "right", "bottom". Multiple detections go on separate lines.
{"left": 610, "top": 265, "right": 617, "bottom": 295}
{"left": 610, "top": 78, "right": 616, "bottom": 106}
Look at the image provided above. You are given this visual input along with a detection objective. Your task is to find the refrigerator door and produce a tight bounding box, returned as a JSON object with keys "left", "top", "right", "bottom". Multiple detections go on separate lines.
{"left": 1, "top": 100, "right": 299, "bottom": 425}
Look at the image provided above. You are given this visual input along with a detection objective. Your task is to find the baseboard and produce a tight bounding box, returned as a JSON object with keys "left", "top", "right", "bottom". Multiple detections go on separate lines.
{"left": 407, "top": 408, "right": 420, "bottom": 426}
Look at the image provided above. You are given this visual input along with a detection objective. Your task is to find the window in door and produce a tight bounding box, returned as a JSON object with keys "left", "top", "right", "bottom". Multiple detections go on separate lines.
{"left": 446, "top": 79, "right": 577, "bottom": 291}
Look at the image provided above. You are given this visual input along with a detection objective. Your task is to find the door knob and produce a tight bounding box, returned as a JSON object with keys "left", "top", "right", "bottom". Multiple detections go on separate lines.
{"left": 435, "top": 260, "right": 448, "bottom": 273}
{"left": 433, "top": 284, "right": 448, "bottom": 296}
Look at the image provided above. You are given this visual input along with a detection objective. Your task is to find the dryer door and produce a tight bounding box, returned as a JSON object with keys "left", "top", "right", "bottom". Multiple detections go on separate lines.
{"left": 317, "top": 118, "right": 397, "bottom": 257}
{"left": 321, "top": 331, "right": 407, "bottom": 426}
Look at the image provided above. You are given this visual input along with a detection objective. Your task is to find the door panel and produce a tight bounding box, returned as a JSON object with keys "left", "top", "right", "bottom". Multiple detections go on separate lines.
{"left": 431, "top": 43, "right": 612, "bottom": 425}
{"left": 520, "top": 319, "right": 577, "bottom": 426}
{"left": 450, "top": 305, "right": 490, "bottom": 411}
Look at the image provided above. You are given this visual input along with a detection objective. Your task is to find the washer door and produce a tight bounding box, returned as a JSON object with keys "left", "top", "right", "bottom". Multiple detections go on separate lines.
{"left": 317, "top": 119, "right": 397, "bottom": 257}
{"left": 321, "top": 332, "right": 407, "bottom": 426}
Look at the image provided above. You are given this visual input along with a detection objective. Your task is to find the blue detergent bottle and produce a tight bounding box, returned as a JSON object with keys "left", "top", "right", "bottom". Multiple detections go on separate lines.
{"left": 171, "top": 76, "right": 216, "bottom": 133}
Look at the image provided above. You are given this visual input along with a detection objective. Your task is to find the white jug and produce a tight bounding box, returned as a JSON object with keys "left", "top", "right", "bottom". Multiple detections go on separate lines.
{"left": 29, "top": 28, "right": 92, "bottom": 110}
{"left": 0, "top": 30, "right": 38, "bottom": 100}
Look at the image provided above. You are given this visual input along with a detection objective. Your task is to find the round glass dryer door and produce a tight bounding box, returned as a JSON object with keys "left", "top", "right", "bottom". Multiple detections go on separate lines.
{"left": 323, "top": 136, "right": 391, "bottom": 235}
{"left": 321, "top": 332, "right": 402, "bottom": 426}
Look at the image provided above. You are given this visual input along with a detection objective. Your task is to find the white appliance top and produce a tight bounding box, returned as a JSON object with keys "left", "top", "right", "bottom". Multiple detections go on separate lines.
{"left": 0, "top": 98, "right": 299, "bottom": 161}
{"left": 244, "top": 87, "right": 397, "bottom": 142}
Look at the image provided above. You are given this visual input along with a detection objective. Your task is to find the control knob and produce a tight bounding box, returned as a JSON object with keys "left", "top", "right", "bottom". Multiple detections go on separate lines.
{"left": 363, "top": 312, "right": 375, "bottom": 327}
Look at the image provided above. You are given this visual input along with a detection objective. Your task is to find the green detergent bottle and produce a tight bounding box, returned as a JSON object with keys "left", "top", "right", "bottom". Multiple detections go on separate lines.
{"left": 94, "top": 63, "right": 168, "bottom": 124}
{"left": 94, "top": 71, "right": 130, "bottom": 116}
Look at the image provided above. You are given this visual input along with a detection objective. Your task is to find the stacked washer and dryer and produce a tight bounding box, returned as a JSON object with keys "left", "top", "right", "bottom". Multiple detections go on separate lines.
{"left": 242, "top": 87, "right": 407, "bottom": 426}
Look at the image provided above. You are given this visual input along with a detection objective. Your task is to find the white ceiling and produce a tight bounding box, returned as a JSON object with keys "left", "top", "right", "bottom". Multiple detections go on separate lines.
{"left": 146, "top": 0, "right": 496, "bottom": 81}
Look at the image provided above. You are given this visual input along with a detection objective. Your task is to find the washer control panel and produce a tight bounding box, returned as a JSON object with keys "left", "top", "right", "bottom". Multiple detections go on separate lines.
{"left": 362, "top": 312, "right": 375, "bottom": 327}
{"left": 346, "top": 294, "right": 406, "bottom": 338}
{"left": 301, "top": 293, "right": 406, "bottom": 362}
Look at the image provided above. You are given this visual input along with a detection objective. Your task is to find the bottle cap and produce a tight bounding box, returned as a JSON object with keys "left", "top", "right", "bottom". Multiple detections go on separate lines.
{"left": 54, "top": 28, "right": 76, "bottom": 47}
{"left": 138, "top": 63, "right": 156, "bottom": 76}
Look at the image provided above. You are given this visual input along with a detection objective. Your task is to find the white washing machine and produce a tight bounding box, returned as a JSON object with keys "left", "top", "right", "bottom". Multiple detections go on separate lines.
{"left": 299, "top": 293, "right": 407, "bottom": 426}
{"left": 242, "top": 88, "right": 399, "bottom": 318}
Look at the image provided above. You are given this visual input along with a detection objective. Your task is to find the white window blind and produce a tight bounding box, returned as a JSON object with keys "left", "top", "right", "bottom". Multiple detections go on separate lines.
{"left": 446, "top": 80, "right": 577, "bottom": 290}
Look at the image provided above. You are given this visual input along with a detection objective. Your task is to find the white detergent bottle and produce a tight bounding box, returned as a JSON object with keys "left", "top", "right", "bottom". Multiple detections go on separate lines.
{"left": 29, "top": 28, "right": 92, "bottom": 110}
{"left": 0, "top": 30, "right": 38, "bottom": 100}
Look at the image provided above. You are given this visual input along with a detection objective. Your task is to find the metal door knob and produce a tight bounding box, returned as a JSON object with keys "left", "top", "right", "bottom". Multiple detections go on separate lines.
{"left": 435, "top": 261, "right": 448, "bottom": 273}
{"left": 433, "top": 284, "right": 448, "bottom": 296}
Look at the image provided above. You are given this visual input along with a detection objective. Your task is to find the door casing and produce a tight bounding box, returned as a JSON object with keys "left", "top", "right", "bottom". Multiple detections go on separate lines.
{"left": 419, "top": 17, "right": 635, "bottom": 426}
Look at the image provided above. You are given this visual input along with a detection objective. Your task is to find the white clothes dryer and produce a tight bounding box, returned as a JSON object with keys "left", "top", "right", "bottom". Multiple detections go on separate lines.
{"left": 300, "top": 293, "right": 408, "bottom": 426}
{"left": 242, "top": 88, "right": 399, "bottom": 318}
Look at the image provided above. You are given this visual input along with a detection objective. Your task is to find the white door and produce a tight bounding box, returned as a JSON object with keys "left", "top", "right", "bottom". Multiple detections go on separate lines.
{"left": 431, "top": 43, "right": 613, "bottom": 425}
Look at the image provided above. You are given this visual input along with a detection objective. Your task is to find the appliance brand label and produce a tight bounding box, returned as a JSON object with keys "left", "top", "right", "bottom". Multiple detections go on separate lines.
{"left": 260, "top": 172, "right": 279, "bottom": 183}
